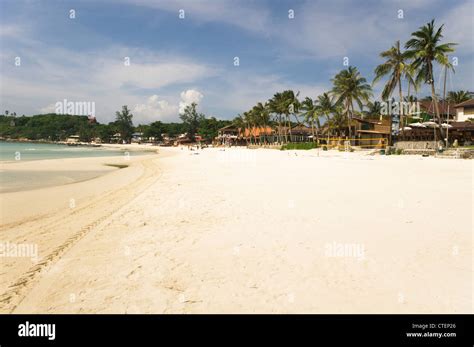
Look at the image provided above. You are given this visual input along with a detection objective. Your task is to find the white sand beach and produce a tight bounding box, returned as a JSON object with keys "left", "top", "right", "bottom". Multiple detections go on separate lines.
{"left": 0, "top": 147, "right": 472, "bottom": 313}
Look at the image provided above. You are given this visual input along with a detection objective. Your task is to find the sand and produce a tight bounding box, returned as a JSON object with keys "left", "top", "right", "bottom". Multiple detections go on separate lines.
{"left": 0, "top": 147, "right": 472, "bottom": 313}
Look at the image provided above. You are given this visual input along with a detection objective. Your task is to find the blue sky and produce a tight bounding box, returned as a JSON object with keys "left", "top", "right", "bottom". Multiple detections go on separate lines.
{"left": 0, "top": 0, "right": 472, "bottom": 124}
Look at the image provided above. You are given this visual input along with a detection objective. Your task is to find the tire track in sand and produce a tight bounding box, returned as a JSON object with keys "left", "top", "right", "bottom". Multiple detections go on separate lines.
{"left": 0, "top": 158, "right": 162, "bottom": 313}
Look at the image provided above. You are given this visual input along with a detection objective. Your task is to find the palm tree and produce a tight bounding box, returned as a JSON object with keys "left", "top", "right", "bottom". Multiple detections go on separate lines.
{"left": 405, "top": 19, "right": 456, "bottom": 141}
{"left": 316, "top": 93, "right": 338, "bottom": 144}
{"left": 331, "top": 66, "right": 372, "bottom": 142}
{"left": 233, "top": 114, "right": 245, "bottom": 136}
{"left": 268, "top": 93, "right": 281, "bottom": 142}
{"left": 373, "top": 41, "right": 410, "bottom": 139}
{"left": 404, "top": 64, "right": 420, "bottom": 104}
{"left": 301, "top": 97, "right": 319, "bottom": 142}
{"left": 328, "top": 106, "right": 347, "bottom": 137}
{"left": 363, "top": 101, "right": 383, "bottom": 120}
{"left": 281, "top": 90, "right": 300, "bottom": 141}
{"left": 446, "top": 90, "right": 471, "bottom": 104}
{"left": 243, "top": 110, "right": 256, "bottom": 144}
{"left": 268, "top": 92, "right": 287, "bottom": 143}
{"left": 252, "top": 102, "right": 271, "bottom": 144}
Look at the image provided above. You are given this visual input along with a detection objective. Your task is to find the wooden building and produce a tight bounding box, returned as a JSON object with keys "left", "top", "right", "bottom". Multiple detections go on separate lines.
{"left": 353, "top": 117, "right": 390, "bottom": 148}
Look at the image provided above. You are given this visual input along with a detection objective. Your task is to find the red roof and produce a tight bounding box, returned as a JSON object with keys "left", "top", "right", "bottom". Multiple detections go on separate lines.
{"left": 451, "top": 121, "right": 474, "bottom": 130}
{"left": 454, "top": 99, "right": 474, "bottom": 108}
{"left": 419, "top": 100, "right": 456, "bottom": 116}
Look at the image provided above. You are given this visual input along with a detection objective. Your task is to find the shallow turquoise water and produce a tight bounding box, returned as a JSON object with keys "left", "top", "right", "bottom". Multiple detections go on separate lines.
{"left": 0, "top": 142, "right": 153, "bottom": 192}
{"left": 0, "top": 141, "right": 149, "bottom": 161}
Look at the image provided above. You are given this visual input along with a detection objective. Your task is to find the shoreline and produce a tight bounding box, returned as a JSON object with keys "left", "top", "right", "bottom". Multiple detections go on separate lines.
{"left": 0, "top": 153, "right": 155, "bottom": 193}
{"left": 0, "top": 141, "right": 162, "bottom": 192}
{"left": 1, "top": 138, "right": 158, "bottom": 150}
{"left": 0, "top": 153, "right": 161, "bottom": 226}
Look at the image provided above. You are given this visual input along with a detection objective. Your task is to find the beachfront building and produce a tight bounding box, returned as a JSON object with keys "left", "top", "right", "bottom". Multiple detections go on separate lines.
{"left": 454, "top": 99, "right": 474, "bottom": 122}
{"left": 320, "top": 117, "right": 390, "bottom": 148}
{"left": 216, "top": 124, "right": 314, "bottom": 146}
{"left": 160, "top": 133, "right": 175, "bottom": 146}
{"left": 447, "top": 121, "right": 474, "bottom": 145}
{"left": 353, "top": 117, "right": 390, "bottom": 148}
{"left": 131, "top": 132, "right": 144, "bottom": 143}
{"left": 397, "top": 99, "right": 474, "bottom": 145}
{"left": 175, "top": 133, "right": 192, "bottom": 146}
{"left": 243, "top": 126, "right": 275, "bottom": 143}
{"left": 110, "top": 133, "right": 122, "bottom": 143}
{"left": 282, "top": 125, "right": 313, "bottom": 142}
{"left": 217, "top": 125, "right": 240, "bottom": 146}
{"left": 66, "top": 135, "right": 80, "bottom": 144}
{"left": 418, "top": 100, "right": 457, "bottom": 123}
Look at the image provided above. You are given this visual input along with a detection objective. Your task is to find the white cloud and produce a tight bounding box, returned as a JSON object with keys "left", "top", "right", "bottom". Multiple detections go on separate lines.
{"left": 132, "top": 95, "right": 178, "bottom": 123}
{"left": 39, "top": 103, "right": 56, "bottom": 114}
{"left": 179, "top": 89, "right": 203, "bottom": 114}
{"left": 97, "top": 60, "right": 212, "bottom": 90}
{"left": 132, "top": 89, "right": 204, "bottom": 123}
{"left": 0, "top": 35, "right": 213, "bottom": 122}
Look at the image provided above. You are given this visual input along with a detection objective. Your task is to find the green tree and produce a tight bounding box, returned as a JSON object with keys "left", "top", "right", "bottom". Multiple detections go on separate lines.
{"left": 301, "top": 97, "right": 319, "bottom": 141}
{"left": 180, "top": 102, "right": 204, "bottom": 142}
{"left": 328, "top": 106, "right": 347, "bottom": 137}
{"left": 252, "top": 102, "right": 271, "bottom": 144}
{"left": 115, "top": 105, "right": 134, "bottom": 143}
{"left": 405, "top": 19, "right": 456, "bottom": 141}
{"left": 96, "top": 124, "right": 115, "bottom": 143}
{"left": 268, "top": 92, "right": 286, "bottom": 143}
{"left": 363, "top": 101, "right": 383, "bottom": 120}
{"left": 331, "top": 66, "right": 372, "bottom": 141}
{"left": 316, "top": 93, "right": 338, "bottom": 143}
{"left": 446, "top": 90, "right": 471, "bottom": 104}
{"left": 282, "top": 90, "right": 300, "bottom": 140}
{"left": 199, "top": 117, "right": 231, "bottom": 143}
{"left": 373, "top": 41, "right": 411, "bottom": 135}
{"left": 144, "top": 121, "right": 164, "bottom": 141}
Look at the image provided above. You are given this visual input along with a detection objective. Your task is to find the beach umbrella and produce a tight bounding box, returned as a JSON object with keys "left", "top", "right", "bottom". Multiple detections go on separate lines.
{"left": 410, "top": 122, "right": 426, "bottom": 128}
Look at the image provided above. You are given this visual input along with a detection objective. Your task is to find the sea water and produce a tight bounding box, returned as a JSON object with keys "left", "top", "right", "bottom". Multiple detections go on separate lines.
{"left": 0, "top": 142, "right": 147, "bottom": 161}
{"left": 0, "top": 142, "right": 152, "bottom": 192}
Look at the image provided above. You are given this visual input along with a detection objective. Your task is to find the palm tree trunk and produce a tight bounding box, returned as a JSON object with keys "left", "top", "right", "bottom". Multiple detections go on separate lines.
{"left": 287, "top": 115, "right": 291, "bottom": 143}
{"left": 442, "top": 63, "right": 448, "bottom": 146}
{"left": 327, "top": 115, "right": 330, "bottom": 146}
{"left": 263, "top": 121, "right": 267, "bottom": 145}
{"left": 278, "top": 115, "right": 282, "bottom": 144}
{"left": 346, "top": 99, "right": 352, "bottom": 141}
{"left": 398, "top": 76, "right": 403, "bottom": 141}
{"left": 429, "top": 64, "right": 444, "bottom": 143}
